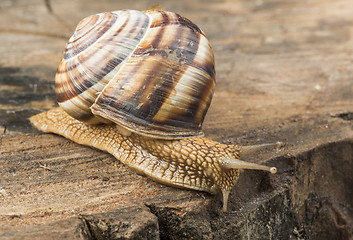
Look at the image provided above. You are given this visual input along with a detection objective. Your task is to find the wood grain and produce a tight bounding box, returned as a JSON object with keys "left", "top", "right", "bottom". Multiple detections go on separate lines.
{"left": 1, "top": 0, "right": 352, "bottom": 239}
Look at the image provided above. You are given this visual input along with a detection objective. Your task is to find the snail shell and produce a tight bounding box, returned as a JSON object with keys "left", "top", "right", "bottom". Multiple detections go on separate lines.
{"left": 30, "top": 6, "right": 279, "bottom": 212}
{"left": 55, "top": 7, "right": 215, "bottom": 139}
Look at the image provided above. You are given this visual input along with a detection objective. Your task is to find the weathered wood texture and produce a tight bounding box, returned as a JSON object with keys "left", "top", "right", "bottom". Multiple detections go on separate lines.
{"left": 1, "top": 0, "right": 352, "bottom": 239}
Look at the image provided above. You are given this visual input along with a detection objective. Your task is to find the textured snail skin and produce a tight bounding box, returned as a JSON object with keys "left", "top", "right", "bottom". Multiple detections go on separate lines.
{"left": 30, "top": 108, "right": 239, "bottom": 192}
{"left": 30, "top": 108, "right": 242, "bottom": 211}
{"left": 30, "top": 108, "right": 277, "bottom": 211}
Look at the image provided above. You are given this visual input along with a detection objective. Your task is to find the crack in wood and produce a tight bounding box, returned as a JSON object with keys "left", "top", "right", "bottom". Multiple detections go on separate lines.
{"left": 332, "top": 112, "right": 353, "bottom": 121}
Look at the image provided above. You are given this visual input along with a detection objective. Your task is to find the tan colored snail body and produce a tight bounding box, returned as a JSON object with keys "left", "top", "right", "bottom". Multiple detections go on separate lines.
{"left": 30, "top": 6, "right": 278, "bottom": 212}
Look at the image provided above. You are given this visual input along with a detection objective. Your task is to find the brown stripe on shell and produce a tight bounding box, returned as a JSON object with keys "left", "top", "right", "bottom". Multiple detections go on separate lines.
{"left": 153, "top": 66, "right": 215, "bottom": 129}
{"left": 91, "top": 58, "right": 145, "bottom": 110}
{"left": 131, "top": 60, "right": 185, "bottom": 119}
{"left": 140, "top": 10, "right": 210, "bottom": 125}
{"left": 64, "top": 14, "right": 100, "bottom": 52}
{"left": 56, "top": 12, "right": 129, "bottom": 104}
{"left": 90, "top": 9, "right": 215, "bottom": 138}
{"left": 56, "top": 11, "right": 149, "bottom": 103}
{"left": 148, "top": 10, "right": 168, "bottom": 28}
{"left": 66, "top": 15, "right": 100, "bottom": 48}
{"left": 192, "top": 70, "right": 215, "bottom": 125}
{"left": 134, "top": 10, "right": 207, "bottom": 82}
{"left": 175, "top": 14, "right": 215, "bottom": 81}
{"left": 72, "top": 110, "right": 95, "bottom": 122}
{"left": 56, "top": 12, "right": 131, "bottom": 74}
{"left": 171, "top": 14, "right": 214, "bottom": 81}
{"left": 150, "top": 10, "right": 169, "bottom": 48}
{"left": 90, "top": 54, "right": 197, "bottom": 137}
{"left": 116, "top": 11, "right": 199, "bottom": 120}
{"left": 187, "top": 59, "right": 215, "bottom": 82}
{"left": 56, "top": 10, "right": 151, "bottom": 122}
{"left": 92, "top": 56, "right": 167, "bottom": 120}
{"left": 175, "top": 13, "right": 204, "bottom": 36}
{"left": 58, "top": 89, "right": 96, "bottom": 121}
{"left": 55, "top": 60, "right": 73, "bottom": 103}
{"left": 64, "top": 13, "right": 118, "bottom": 59}
{"left": 190, "top": 34, "right": 215, "bottom": 82}
{"left": 134, "top": 11, "right": 201, "bottom": 64}
{"left": 76, "top": 14, "right": 98, "bottom": 33}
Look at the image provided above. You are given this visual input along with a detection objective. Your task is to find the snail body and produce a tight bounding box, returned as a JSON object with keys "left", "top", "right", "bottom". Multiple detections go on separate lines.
{"left": 30, "top": 6, "right": 278, "bottom": 212}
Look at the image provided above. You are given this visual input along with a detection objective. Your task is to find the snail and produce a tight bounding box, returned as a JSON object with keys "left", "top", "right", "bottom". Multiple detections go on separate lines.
{"left": 30, "top": 6, "right": 279, "bottom": 212}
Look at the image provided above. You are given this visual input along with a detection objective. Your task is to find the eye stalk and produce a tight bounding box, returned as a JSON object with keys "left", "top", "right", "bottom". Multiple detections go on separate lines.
{"left": 220, "top": 142, "right": 282, "bottom": 212}
{"left": 222, "top": 157, "right": 277, "bottom": 174}
{"left": 222, "top": 142, "right": 282, "bottom": 173}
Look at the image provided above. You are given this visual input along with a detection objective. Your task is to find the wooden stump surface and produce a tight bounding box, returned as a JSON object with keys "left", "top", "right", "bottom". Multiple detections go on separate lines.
{"left": 1, "top": 0, "right": 352, "bottom": 239}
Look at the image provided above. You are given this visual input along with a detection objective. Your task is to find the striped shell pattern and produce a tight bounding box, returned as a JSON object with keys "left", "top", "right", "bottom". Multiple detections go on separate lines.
{"left": 55, "top": 8, "right": 215, "bottom": 139}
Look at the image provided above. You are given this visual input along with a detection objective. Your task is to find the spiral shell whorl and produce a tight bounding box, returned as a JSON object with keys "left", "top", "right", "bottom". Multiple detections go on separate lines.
{"left": 55, "top": 8, "right": 215, "bottom": 138}
{"left": 56, "top": 10, "right": 149, "bottom": 123}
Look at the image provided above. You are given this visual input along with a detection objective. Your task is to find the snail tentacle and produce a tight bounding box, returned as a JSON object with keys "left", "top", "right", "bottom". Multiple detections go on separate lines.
{"left": 222, "top": 190, "right": 230, "bottom": 212}
{"left": 239, "top": 142, "right": 283, "bottom": 157}
{"left": 222, "top": 157, "right": 277, "bottom": 174}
